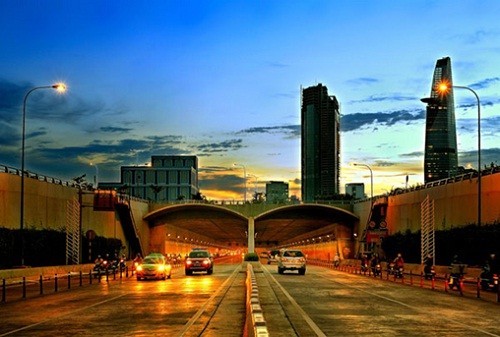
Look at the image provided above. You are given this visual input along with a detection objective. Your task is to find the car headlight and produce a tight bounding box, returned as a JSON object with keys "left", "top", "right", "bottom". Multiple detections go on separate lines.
{"left": 186, "top": 260, "right": 192, "bottom": 266}
{"left": 203, "top": 259, "right": 211, "bottom": 265}
{"left": 136, "top": 265, "right": 143, "bottom": 272}
{"left": 157, "top": 265, "right": 165, "bottom": 272}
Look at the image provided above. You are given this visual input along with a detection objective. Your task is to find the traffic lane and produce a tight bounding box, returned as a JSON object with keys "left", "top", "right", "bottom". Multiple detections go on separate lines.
{"left": 0, "top": 262, "right": 242, "bottom": 337}
{"left": 263, "top": 264, "right": 500, "bottom": 337}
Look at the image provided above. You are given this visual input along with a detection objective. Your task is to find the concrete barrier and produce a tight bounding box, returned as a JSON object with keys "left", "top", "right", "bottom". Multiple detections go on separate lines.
{"left": 245, "top": 263, "right": 269, "bottom": 337}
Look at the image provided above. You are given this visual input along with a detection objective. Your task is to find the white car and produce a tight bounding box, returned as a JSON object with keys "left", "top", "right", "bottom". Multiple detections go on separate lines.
{"left": 278, "top": 249, "right": 306, "bottom": 275}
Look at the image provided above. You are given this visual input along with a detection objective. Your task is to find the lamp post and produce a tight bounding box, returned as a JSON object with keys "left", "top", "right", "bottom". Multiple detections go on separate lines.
{"left": 90, "top": 162, "right": 99, "bottom": 188}
{"left": 20, "top": 83, "right": 66, "bottom": 265}
{"left": 437, "top": 83, "right": 482, "bottom": 226}
{"left": 353, "top": 163, "right": 373, "bottom": 200}
{"left": 247, "top": 174, "right": 258, "bottom": 194}
{"left": 233, "top": 163, "right": 247, "bottom": 203}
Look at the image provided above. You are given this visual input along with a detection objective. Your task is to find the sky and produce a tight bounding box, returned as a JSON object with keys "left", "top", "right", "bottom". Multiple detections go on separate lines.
{"left": 1, "top": 0, "right": 499, "bottom": 201}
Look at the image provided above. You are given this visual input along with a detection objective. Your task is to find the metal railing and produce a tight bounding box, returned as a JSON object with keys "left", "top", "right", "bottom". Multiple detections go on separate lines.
{"left": 308, "top": 258, "right": 499, "bottom": 303}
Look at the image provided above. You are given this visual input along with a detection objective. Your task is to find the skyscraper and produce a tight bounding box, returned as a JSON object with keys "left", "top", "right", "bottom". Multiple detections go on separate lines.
{"left": 301, "top": 83, "right": 340, "bottom": 202}
{"left": 422, "top": 57, "right": 458, "bottom": 183}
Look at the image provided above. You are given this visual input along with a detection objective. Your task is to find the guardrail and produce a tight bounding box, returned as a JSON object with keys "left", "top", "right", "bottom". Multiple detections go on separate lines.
{"left": 309, "top": 259, "right": 499, "bottom": 303}
{"left": 0, "top": 260, "right": 186, "bottom": 304}
{"left": 0, "top": 267, "right": 136, "bottom": 303}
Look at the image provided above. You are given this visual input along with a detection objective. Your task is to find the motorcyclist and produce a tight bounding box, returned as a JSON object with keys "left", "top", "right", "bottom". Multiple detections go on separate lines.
{"left": 370, "top": 254, "right": 381, "bottom": 276}
{"left": 423, "top": 254, "right": 433, "bottom": 272}
{"left": 132, "top": 253, "right": 142, "bottom": 274}
{"left": 393, "top": 253, "right": 404, "bottom": 277}
{"left": 360, "top": 254, "right": 369, "bottom": 272}
{"left": 394, "top": 253, "right": 404, "bottom": 268}
{"left": 448, "top": 255, "right": 466, "bottom": 290}
{"left": 480, "top": 253, "right": 499, "bottom": 290}
{"left": 333, "top": 253, "right": 340, "bottom": 268}
{"left": 94, "top": 255, "right": 103, "bottom": 265}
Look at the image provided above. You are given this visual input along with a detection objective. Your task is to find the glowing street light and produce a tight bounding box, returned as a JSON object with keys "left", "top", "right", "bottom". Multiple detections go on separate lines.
{"left": 437, "top": 82, "right": 482, "bottom": 226}
{"left": 233, "top": 163, "right": 247, "bottom": 203}
{"left": 20, "top": 83, "right": 66, "bottom": 266}
{"left": 90, "top": 162, "right": 99, "bottom": 188}
{"left": 353, "top": 163, "right": 373, "bottom": 200}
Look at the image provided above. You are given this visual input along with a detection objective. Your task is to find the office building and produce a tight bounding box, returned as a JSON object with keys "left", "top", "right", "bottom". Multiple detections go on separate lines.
{"left": 100, "top": 155, "right": 199, "bottom": 202}
{"left": 422, "top": 57, "right": 458, "bottom": 183}
{"left": 266, "top": 181, "right": 289, "bottom": 203}
{"left": 301, "top": 83, "right": 341, "bottom": 202}
{"left": 345, "top": 183, "right": 365, "bottom": 199}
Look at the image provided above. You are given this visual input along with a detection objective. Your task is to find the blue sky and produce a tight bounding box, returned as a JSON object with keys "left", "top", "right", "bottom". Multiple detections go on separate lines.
{"left": 1, "top": 0, "right": 499, "bottom": 200}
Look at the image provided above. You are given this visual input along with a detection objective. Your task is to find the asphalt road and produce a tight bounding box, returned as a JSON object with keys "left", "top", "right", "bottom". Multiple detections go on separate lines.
{"left": 259, "top": 263, "right": 500, "bottom": 337}
{"left": 0, "top": 256, "right": 246, "bottom": 337}
{"left": 1, "top": 259, "right": 499, "bottom": 337}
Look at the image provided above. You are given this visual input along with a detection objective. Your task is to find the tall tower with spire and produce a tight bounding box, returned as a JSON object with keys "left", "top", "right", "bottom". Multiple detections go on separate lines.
{"left": 422, "top": 57, "right": 458, "bottom": 183}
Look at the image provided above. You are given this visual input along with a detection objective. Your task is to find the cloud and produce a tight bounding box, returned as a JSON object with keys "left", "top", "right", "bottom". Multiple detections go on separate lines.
{"left": 349, "top": 94, "right": 417, "bottom": 104}
{"left": 341, "top": 109, "right": 425, "bottom": 132}
{"left": 237, "top": 125, "right": 300, "bottom": 138}
{"left": 345, "top": 77, "right": 380, "bottom": 85}
{"left": 400, "top": 151, "right": 424, "bottom": 158}
{"left": 195, "top": 139, "right": 244, "bottom": 154}
{"left": 469, "top": 77, "right": 500, "bottom": 90}
{"left": 458, "top": 148, "right": 500, "bottom": 168}
{"left": 198, "top": 172, "right": 244, "bottom": 195}
{"left": 100, "top": 126, "right": 133, "bottom": 133}
{"left": 236, "top": 110, "right": 428, "bottom": 137}
{"left": 452, "top": 30, "right": 498, "bottom": 44}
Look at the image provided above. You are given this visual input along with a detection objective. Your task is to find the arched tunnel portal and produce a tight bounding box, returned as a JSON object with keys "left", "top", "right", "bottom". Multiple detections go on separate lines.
{"left": 143, "top": 203, "right": 359, "bottom": 256}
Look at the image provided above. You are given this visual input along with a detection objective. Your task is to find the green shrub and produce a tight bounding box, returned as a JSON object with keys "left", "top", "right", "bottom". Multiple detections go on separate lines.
{"left": 244, "top": 252, "right": 259, "bottom": 261}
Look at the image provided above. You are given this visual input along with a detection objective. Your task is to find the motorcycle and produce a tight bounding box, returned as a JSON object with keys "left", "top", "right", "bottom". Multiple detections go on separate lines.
{"left": 118, "top": 258, "right": 127, "bottom": 272}
{"left": 480, "top": 266, "right": 499, "bottom": 291}
{"left": 371, "top": 263, "right": 381, "bottom": 277}
{"left": 395, "top": 266, "right": 404, "bottom": 278}
{"left": 93, "top": 258, "right": 107, "bottom": 277}
{"left": 424, "top": 265, "right": 436, "bottom": 280}
{"left": 448, "top": 273, "right": 463, "bottom": 291}
{"left": 388, "top": 262, "right": 404, "bottom": 278}
{"left": 360, "top": 262, "right": 369, "bottom": 273}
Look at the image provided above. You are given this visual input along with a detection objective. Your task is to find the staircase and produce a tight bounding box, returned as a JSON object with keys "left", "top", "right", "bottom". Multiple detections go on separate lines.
{"left": 114, "top": 199, "right": 143, "bottom": 258}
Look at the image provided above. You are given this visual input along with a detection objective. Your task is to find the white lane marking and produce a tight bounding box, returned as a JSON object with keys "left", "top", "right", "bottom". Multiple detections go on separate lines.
{"left": 316, "top": 272, "right": 500, "bottom": 337}
{"left": 0, "top": 293, "right": 129, "bottom": 337}
{"left": 177, "top": 265, "right": 241, "bottom": 337}
{"left": 263, "top": 266, "right": 327, "bottom": 337}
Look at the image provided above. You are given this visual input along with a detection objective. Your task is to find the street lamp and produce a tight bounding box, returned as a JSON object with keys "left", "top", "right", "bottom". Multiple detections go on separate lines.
{"left": 20, "top": 83, "right": 66, "bottom": 266}
{"left": 90, "top": 162, "right": 99, "bottom": 188}
{"left": 233, "top": 163, "right": 247, "bottom": 203}
{"left": 247, "top": 174, "right": 258, "bottom": 194}
{"left": 353, "top": 163, "right": 373, "bottom": 200}
{"left": 437, "top": 83, "right": 482, "bottom": 226}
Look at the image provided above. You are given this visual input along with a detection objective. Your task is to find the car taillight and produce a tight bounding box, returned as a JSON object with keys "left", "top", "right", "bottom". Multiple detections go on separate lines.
{"left": 299, "top": 258, "right": 305, "bottom": 263}
{"left": 186, "top": 260, "right": 192, "bottom": 266}
{"left": 203, "top": 259, "right": 210, "bottom": 265}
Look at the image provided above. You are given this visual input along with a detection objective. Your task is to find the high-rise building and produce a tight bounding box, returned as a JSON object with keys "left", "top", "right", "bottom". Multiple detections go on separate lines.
{"left": 301, "top": 83, "right": 341, "bottom": 202}
{"left": 422, "top": 57, "right": 458, "bottom": 183}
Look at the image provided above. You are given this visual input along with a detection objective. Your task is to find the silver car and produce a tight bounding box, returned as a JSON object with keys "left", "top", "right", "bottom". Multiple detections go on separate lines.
{"left": 277, "top": 249, "right": 306, "bottom": 275}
